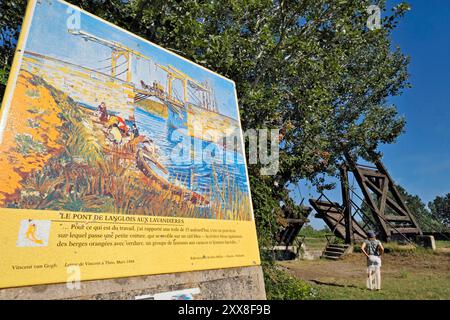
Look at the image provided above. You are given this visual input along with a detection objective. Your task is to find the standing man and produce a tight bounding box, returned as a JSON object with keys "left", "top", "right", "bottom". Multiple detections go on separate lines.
{"left": 361, "top": 230, "right": 384, "bottom": 291}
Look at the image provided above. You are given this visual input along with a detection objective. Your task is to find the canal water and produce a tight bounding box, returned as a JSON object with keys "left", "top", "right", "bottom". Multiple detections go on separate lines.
{"left": 134, "top": 106, "right": 249, "bottom": 198}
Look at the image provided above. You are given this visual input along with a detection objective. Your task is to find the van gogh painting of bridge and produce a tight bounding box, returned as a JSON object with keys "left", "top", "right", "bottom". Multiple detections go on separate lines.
{"left": 0, "top": 0, "right": 252, "bottom": 220}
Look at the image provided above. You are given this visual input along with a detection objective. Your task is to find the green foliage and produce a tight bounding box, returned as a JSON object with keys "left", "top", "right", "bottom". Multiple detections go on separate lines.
{"left": 436, "top": 240, "right": 450, "bottom": 249}
{"left": 263, "top": 264, "right": 317, "bottom": 300}
{"left": 0, "top": 64, "right": 9, "bottom": 86}
{"left": 0, "top": 0, "right": 26, "bottom": 97}
{"left": 396, "top": 185, "right": 447, "bottom": 232}
{"left": 428, "top": 194, "right": 450, "bottom": 228}
{"left": 250, "top": 175, "right": 282, "bottom": 251}
{"left": 299, "top": 224, "right": 331, "bottom": 238}
{"left": 15, "top": 133, "right": 47, "bottom": 155}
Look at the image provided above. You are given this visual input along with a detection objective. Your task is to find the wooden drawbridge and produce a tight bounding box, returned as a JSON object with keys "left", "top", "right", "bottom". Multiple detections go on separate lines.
{"left": 310, "top": 156, "right": 422, "bottom": 243}
{"left": 309, "top": 198, "right": 367, "bottom": 243}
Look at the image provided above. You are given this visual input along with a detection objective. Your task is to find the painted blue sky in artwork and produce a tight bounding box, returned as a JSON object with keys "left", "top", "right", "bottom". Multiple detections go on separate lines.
{"left": 24, "top": 0, "right": 239, "bottom": 120}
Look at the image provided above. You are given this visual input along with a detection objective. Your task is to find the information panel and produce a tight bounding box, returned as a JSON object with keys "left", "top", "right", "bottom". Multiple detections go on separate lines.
{"left": 0, "top": 0, "right": 259, "bottom": 288}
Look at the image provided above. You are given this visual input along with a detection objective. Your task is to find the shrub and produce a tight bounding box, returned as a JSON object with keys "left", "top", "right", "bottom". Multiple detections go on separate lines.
{"left": 15, "top": 133, "right": 47, "bottom": 155}
{"left": 263, "top": 264, "right": 317, "bottom": 300}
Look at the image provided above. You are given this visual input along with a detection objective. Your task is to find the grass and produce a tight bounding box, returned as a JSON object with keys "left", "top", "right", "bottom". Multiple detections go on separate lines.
{"left": 312, "top": 270, "right": 450, "bottom": 300}
{"left": 436, "top": 240, "right": 450, "bottom": 249}
{"left": 263, "top": 264, "right": 318, "bottom": 300}
{"left": 15, "top": 133, "right": 47, "bottom": 155}
{"left": 302, "top": 237, "right": 328, "bottom": 250}
{"left": 281, "top": 249, "right": 450, "bottom": 300}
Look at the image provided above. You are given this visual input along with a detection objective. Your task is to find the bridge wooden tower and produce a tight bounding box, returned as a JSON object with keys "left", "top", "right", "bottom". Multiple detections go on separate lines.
{"left": 310, "top": 156, "right": 422, "bottom": 243}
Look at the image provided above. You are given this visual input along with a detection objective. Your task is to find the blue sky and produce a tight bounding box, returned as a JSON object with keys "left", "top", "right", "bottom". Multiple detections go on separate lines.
{"left": 23, "top": 0, "right": 239, "bottom": 120}
{"left": 294, "top": 0, "right": 450, "bottom": 229}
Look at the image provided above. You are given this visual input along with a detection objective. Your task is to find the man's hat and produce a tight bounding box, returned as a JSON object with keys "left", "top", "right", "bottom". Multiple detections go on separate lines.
{"left": 367, "top": 230, "right": 376, "bottom": 238}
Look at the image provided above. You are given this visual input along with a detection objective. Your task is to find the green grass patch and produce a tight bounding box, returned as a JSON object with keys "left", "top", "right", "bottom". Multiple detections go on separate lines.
{"left": 283, "top": 250, "right": 450, "bottom": 300}
{"left": 436, "top": 240, "right": 450, "bottom": 249}
{"left": 299, "top": 225, "right": 330, "bottom": 238}
{"left": 302, "top": 237, "right": 327, "bottom": 250}
{"left": 263, "top": 265, "right": 318, "bottom": 300}
{"left": 15, "top": 134, "right": 47, "bottom": 155}
{"left": 311, "top": 272, "right": 450, "bottom": 300}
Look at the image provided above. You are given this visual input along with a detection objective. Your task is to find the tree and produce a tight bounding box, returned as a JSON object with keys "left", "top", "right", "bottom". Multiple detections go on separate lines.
{"left": 299, "top": 224, "right": 331, "bottom": 238}
{"left": 396, "top": 185, "right": 446, "bottom": 233}
{"left": 0, "top": 0, "right": 412, "bottom": 249}
{"left": 429, "top": 194, "right": 450, "bottom": 228}
{"left": 0, "top": 0, "right": 27, "bottom": 96}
